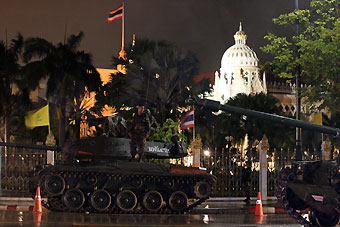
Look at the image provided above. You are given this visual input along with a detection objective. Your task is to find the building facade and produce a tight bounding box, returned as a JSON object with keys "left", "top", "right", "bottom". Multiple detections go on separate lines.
{"left": 211, "top": 23, "right": 267, "bottom": 104}
{"left": 208, "top": 23, "right": 302, "bottom": 117}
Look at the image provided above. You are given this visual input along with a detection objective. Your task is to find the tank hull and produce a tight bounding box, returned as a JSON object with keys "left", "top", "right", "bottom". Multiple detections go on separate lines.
{"left": 277, "top": 160, "right": 340, "bottom": 226}
{"left": 37, "top": 161, "right": 215, "bottom": 213}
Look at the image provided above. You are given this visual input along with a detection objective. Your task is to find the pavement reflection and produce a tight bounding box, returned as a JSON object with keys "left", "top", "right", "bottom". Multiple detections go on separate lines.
{"left": 0, "top": 210, "right": 302, "bottom": 227}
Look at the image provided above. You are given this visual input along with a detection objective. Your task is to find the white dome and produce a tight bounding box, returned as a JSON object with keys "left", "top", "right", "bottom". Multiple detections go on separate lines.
{"left": 210, "top": 23, "right": 267, "bottom": 105}
{"left": 221, "top": 23, "right": 258, "bottom": 67}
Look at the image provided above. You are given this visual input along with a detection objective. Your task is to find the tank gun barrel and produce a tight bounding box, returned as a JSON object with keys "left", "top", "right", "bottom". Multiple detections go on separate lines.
{"left": 192, "top": 97, "right": 340, "bottom": 137}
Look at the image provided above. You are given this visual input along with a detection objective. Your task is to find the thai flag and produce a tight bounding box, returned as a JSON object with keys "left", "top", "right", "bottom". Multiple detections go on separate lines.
{"left": 180, "top": 109, "right": 194, "bottom": 130}
{"left": 108, "top": 5, "right": 123, "bottom": 22}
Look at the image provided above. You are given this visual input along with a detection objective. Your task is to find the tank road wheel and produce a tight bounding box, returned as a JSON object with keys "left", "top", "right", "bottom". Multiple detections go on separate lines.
{"left": 44, "top": 175, "right": 65, "bottom": 196}
{"left": 90, "top": 189, "right": 111, "bottom": 211}
{"left": 63, "top": 189, "right": 85, "bottom": 211}
{"left": 142, "top": 190, "right": 163, "bottom": 212}
{"left": 308, "top": 208, "right": 318, "bottom": 226}
{"left": 116, "top": 190, "right": 137, "bottom": 212}
{"left": 169, "top": 191, "right": 188, "bottom": 212}
{"left": 314, "top": 210, "right": 340, "bottom": 227}
{"left": 194, "top": 181, "right": 211, "bottom": 198}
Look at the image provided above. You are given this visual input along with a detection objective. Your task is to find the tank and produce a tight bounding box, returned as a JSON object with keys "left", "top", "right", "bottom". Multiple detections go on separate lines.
{"left": 192, "top": 97, "right": 340, "bottom": 227}
{"left": 27, "top": 134, "right": 215, "bottom": 214}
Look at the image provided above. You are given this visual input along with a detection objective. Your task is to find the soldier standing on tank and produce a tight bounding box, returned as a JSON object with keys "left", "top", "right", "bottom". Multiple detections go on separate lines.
{"left": 129, "top": 104, "right": 150, "bottom": 162}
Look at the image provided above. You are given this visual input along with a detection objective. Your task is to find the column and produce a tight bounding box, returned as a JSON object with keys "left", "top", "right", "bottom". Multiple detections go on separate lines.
{"left": 259, "top": 134, "right": 269, "bottom": 201}
{"left": 191, "top": 134, "right": 203, "bottom": 167}
{"left": 321, "top": 137, "right": 332, "bottom": 160}
{"left": 45, "top": 132, "right": 56, "bottom": 165}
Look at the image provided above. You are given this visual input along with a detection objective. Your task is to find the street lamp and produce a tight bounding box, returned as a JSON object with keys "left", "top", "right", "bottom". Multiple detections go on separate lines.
{"left": 225, "top": 136, "right": 233, "bottom": 148}
{"left": 295, "top": 0, "right": 302, "bottom": 161}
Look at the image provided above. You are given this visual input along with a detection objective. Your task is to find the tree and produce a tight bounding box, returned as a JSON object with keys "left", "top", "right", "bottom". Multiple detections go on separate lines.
{"left": 261, "top": 0, "right": 340, "bottom": 114}
{"left": 23, "top": 32, "right": 102, "bottom": 145}
{"left": 0, "top": 34, "right": 30, "bottom": 142}
{"left": 94, "top": 38, "right": 212, "bottom": 124}
{"left": 149, "top": 118, "right": 187, "bottom": 144}
{"left": 205, "top": 93, "right": 295, "bottom": 149}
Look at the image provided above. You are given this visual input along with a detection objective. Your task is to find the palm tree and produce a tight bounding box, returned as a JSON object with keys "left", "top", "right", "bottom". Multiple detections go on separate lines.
{"left": 0, "top": 34, "right": 30, "bottom": 142}
{"left": 95, "top": 39, "right": 212, "bottom": 124}
{"left": 23, "top": 32, "right": 102, "bottom": 145}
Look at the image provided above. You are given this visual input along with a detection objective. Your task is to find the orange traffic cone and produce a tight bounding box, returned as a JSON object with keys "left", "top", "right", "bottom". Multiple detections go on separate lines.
{"left": 33, "top": 186, "right": 42, "bottom": 213}
{"left": 255, "top": 191, "right": 263, "bottom": 216}
{"left": 254, "top": 215, "right": 264, "bottom": 224}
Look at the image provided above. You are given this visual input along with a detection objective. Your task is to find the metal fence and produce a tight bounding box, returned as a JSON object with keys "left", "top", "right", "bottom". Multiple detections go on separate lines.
{"left": 200, "top": 147, "right": 323, "bottom": 197}
{"left": 0, "top": 143, "right": 61, "bottom": 197}
{"left": 0, "top": 143, "right": 326, "bottom": 197}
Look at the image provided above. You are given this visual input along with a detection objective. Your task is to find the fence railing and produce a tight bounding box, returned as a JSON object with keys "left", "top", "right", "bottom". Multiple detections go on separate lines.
{"left": 200, "top": 147, "right": 323, "bottom": 197}
{"left": 0, "top": 143, "right": 326, "bottom": 197}
{"left": 0, "top": 143, "right": 60, "bottom": 197}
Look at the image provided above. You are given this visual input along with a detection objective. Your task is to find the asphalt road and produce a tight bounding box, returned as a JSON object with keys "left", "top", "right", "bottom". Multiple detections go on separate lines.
{"left": 0, "top": 210, "right": 304, "bottom": 227}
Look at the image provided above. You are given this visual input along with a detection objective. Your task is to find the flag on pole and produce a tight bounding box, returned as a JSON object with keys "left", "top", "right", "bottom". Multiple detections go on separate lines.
{"left": 180, "top": 109, "right": 194, "bottom": 130}
{"left": 107, "top": 4, "right": 123, "bottom": 22}
{"left": 25, "top": 104, "right": 49, "bottom": 130}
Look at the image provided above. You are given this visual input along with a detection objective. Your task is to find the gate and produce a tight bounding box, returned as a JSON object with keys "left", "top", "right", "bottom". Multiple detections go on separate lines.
{"left": 201, "top": 146, "right": 323, "bottom": 197}
{"left": 0, "top": 143, "right": 59, "bottom": 197}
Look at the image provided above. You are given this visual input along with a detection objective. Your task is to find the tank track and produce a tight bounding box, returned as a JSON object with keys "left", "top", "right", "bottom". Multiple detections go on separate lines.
{"left": 39, "top": 170, "right": 213, "bottom": 214}
{"left": 277, "top": 176, "right": 314, "bottom": 227}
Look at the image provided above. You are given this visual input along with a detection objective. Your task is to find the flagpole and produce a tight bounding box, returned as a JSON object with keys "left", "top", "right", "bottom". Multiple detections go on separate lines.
{"left": 122, "top": 3, "right": 124, "bottom": 50}
{"left": 48, "top": 102, "right": 51, "bottom": 134}
{"left": 193, "top": 108, "right": 195, "bottom": 142}
{"left": 118, "top": 3, "right": 126, "bottom": 60}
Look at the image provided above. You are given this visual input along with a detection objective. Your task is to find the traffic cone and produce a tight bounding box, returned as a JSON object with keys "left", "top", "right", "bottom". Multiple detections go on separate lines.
{"left": 254, "top": 215, "right": 263, "bottom": 224}
{"left": 254, "top": 191, "right": 263, "bottom": 216}
{"left": 33, "top": 186, "right": 42, "bottom": 213}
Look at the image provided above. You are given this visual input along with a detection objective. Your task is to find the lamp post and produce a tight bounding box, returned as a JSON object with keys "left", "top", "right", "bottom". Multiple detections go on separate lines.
{"left": 295, "top": 0, "right": 302, "bottom": 161}
{"left": 225, "top": 136, "right": 233, "bottom": 149}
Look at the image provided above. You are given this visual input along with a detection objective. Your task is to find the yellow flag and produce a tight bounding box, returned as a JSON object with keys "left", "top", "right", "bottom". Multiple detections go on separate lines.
{"left": 25, "top": 104, "right": 49, "bottom": 129}
{"left": 311, "top": 112, "right": 322, "bottom": 125}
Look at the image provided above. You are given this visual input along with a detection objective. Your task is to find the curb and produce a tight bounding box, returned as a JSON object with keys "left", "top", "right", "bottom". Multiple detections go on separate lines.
{"left": 0, "top": 197, "right": 34, "bottom": 201}
{"left": 0, "top": 205, "right": 48, "bottom": 212}
{"left": 208, "top": 197, "right": 278, "bottom": 202}
{"left": 193, "top": 206, "right": 308, "bottom": 214}
{"left": 247, "top": 206, "right": 309, "bottom": 214}
{"left": 249, "top": 207, "right": 283, "bottom": 214}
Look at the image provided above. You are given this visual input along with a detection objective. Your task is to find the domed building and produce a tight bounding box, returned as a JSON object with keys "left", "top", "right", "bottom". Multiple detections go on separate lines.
{"left": 211, "top": 23, "right": 267, "bottom": 103}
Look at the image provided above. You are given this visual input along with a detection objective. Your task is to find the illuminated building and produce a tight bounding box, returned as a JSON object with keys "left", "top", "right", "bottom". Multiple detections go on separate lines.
{"left": 211, "top": 23, "right": 266, "bottom": 104}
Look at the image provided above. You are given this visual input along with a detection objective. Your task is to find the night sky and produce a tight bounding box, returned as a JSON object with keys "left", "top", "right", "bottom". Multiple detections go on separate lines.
{"left": 1, "top": 0, "right": 310, "bottom": 74}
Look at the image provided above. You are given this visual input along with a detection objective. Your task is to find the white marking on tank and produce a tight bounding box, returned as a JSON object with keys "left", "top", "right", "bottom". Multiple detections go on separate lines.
{"left": 148, "top": 146, "right": 169, "bottom": 153}
{"left": 311, "top": 195, "right": 324, "bottom": 202}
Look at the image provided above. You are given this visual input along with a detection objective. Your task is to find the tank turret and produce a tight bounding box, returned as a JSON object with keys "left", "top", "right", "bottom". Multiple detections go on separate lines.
{"left": 63, "top": 136, "right": 188, "bottom": 161}
{"left": 192, "top": 97, "right": 340, "bottom": 227}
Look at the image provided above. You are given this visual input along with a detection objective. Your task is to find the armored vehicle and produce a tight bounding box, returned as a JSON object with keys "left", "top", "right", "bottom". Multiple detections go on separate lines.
{"left": 28, "top": 135, "right": 215, "bottom": 214}
{"left": 192, "top": 97, "right": 340, "bottom": 227}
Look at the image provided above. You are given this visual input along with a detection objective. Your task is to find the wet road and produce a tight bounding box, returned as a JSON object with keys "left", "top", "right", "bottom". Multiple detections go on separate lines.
{"left": 0, "top": 211, "right": 303, "bottom": 227}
